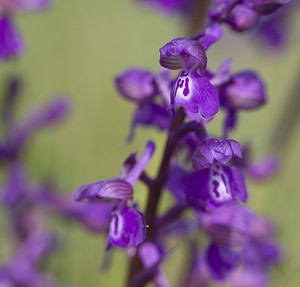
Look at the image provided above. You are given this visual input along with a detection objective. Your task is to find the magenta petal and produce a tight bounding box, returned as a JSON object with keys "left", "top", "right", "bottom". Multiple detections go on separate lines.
{"left": 171, "top": 71, "right": 219, "bottom": 119}
{"left": 75, "top": 178, "right": 133, "bottom": 201}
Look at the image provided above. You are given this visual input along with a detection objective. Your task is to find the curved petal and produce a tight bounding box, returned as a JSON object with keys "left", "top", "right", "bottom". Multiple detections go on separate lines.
{"left": 75, "top": 178, "right": 133, "bottom": 201}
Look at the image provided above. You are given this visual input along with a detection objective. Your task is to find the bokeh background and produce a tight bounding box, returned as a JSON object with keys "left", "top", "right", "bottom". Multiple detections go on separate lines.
{"left": 1, "top": 0, "right": 300, "bottom": 286}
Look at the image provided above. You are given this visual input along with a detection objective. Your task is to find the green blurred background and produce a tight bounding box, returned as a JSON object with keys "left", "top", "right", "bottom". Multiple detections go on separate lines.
{"left": 1, "top": 0, "right": 300, "bottom": 286}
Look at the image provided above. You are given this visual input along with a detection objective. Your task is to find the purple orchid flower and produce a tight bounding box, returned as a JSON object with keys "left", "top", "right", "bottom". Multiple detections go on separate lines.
{"left": 108, "top": 202, "right": 146, "bottom": 248}
{"left": 160, "top": 37, "right": 220, "bottom": 119}
{"left": 75, "top": 141, "right": 155, "bottom": 248}
{"left": 209, "top": 59, "right": 266, "bottom": 136}
{"left": 167, "top": 138, "right": 247, "bottom": 211}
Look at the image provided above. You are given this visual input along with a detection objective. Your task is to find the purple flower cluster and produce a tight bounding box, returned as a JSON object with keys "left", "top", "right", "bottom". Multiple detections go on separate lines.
{"left": 0, "top": 76, "right": 77, "bottom": 286}
{"left": 74, "top": 0, "right": 289, "bottom": 286}
{"left": 0, "top": 0, "right": 50, "bottom": 59}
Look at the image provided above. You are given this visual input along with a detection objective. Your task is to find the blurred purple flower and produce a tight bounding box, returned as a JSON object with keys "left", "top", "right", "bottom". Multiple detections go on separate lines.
{"left": 115, "top": 68, "right": 172, "bottom": 141}
{"left": 0, "top": 16, "right": 23, "bottom": 59}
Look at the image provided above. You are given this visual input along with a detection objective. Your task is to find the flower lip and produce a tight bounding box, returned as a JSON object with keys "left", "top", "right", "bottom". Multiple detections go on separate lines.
{"left": 160, "top": 38, "right": 207, "bottom": 70}
{"left": 171, "top": 70, "right": 220, "bottom": 119}
{"left": 107, "top": 205, "right": 146, "bottom": 248}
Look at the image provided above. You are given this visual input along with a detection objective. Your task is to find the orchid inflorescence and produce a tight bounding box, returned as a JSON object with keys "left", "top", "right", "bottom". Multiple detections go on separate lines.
{"left": 74, "top": 0, "right": 290, "bottom": 286}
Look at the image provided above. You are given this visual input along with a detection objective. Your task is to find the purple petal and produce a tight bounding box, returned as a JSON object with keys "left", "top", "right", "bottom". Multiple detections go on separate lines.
{"left": 185, "top": 169, "right": 211, "bottom": 211}
{"left": 126, "top": 140, "right": 155, "bottom": 186}
{"left": 29, "top": 96, "right": 71, "bottom": 127}
{"left": 139, "top": 242, "right": 162, "bottom": 268}
{"left": 223, "top": 108, "right": 238, "bottom": 137}
{"left": 156, "top": 68, "right": 172, "bottom": 107}
{"left": 171, "top": 70, "right": 219, "bottom": 118}
{"left": 108, "top": 205, "right": 146, "bottom": 248}
{"left": 115, "top": 69, "right": 157, "bottom": 102}
{"left": 75, "top": 178, "right": 133, "bottom": 201}
{"left": 166, "top": 165, "right": 189, "bottom": 202}
{"left": 246, "top": 156, "right": 279, "bottom": 181}
{"left": 160, "top": 38, "right": 207, "bottom": 70}
{"left": 2, "top": 163, "right": 29, "bottom": 206}
{"left": 222, "top": 71, "right": 266, "bottom": 110}
{"left": 198, "top": 22, "right": 223, "bottom": 51}
{"left": 128, "top": 101, "right": 171, "bottom": 142}
{"left": 252, "top": 0, "right": 290, "bottom": 14}
{"left": 225, "top": 5, "right": 259, "bottom": 32}
{"left": 226, "top": 166, "right": 248, "bottom": 203}
{"left": 64, "top": 201, "right": 113, "bottom": 232}
{"left": 211, "top": 58, "right": 233, "bottom": 87}
{"left": 192, "top": 138, "right": 241, "bottom": 169}
{"left": 200, "top": 205, "right": 253, "bottom": 247}
{"left": 206, "top": 243, "right": 240, "bottom": 281}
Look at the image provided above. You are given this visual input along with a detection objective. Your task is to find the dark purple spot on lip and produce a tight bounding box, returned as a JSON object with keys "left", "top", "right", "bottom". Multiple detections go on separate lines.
{"left": 179, "top": 79, "right": 184, "bottom": 88}
{"left": 213, "top": 171, "right": 219, "bottom": 176}
{"left": 183, "top": 78, "right": 189, "bottom": 96}
{"left": 181, "top": 71, "right": 189, "bottom": 77}
{"left": 212, "top": 180, "right": 220, "bottom": 198}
